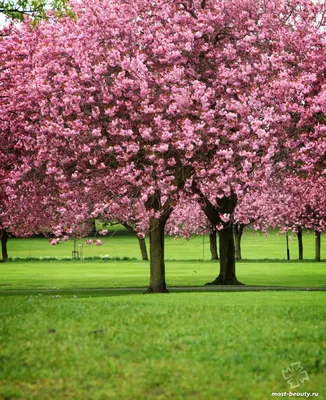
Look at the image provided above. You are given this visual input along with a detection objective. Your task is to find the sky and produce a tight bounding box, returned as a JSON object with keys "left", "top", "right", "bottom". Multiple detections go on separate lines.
{"left": 0, "top": 13, "right": 8, "bottom": 27}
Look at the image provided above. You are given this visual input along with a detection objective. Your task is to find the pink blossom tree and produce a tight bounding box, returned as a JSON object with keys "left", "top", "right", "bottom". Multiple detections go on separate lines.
{"left": 261, "top": 175, "right": 326, "bottom": 261}
{"left": 232, "top": 190, "right": 266, "bottom": 261}
{"left": 96, "top": 199, "right": 150, "bottom": 261}
{"left": 166, "top": 199, "right": 220, "bottom": 260}
{"left": 0, "top": 23, "right": 40, "bottom": 260}
{"left": 2, "top": 0, "right": 326, "bottom": 291}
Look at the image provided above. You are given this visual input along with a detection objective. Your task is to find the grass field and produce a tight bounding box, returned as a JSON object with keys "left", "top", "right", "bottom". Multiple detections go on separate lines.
{"left": 0, "top": 260, "right": 326, "bottom": 290}
{"left": 6, "top": 227, "right": 325, "bottom": 261}
{"left": 0, "top": 230, "right": 325, "bottom": 399}
{"left": 0, "top": 292, "right": 325, "bottom": 400}
{"left": 1, "top": 228, "right": 325, "bottom": 290}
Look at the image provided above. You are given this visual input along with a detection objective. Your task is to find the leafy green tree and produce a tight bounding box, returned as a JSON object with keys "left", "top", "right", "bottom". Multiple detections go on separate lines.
{"left": 0, "top": 0, "right": 70, "bottom": 21}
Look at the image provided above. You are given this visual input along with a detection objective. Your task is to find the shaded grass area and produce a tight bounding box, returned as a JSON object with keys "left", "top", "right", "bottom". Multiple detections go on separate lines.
{"left": 7, "top": 229, "right": 325, "bottom": 261}
{"left": 0, "top": 260, "right": 325, "bottom": 290}
{"left": 0, "top": 292, "right": 325, "bottom": 400}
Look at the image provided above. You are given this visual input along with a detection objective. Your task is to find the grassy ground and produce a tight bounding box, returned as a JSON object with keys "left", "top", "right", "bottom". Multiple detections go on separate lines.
{"left": 0, "top": 230, "right": 325, "bottom": 399}
{"left": 0, "top": 292, "right": 325, "bottom": 400}
{"left": 6, "top": 228, "right": 325, "bottom": 261}
{"left": 0, "top": 260, "right": 326, "bottom": 290}
{"left": 1, "top": 229, "right": 325, "bottom": 290}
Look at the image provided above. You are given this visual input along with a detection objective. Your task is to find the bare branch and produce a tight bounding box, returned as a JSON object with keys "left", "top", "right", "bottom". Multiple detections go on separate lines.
{"left": 180, "top": 2, "right": 198, "bottom": 19}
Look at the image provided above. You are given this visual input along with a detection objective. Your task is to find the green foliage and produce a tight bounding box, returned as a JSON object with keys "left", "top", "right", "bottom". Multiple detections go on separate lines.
{"left": 0, "top": 292, "right": 325, "bottom": 399}
{"left": 0, "top": 0, "right": 73, "bottom": 21}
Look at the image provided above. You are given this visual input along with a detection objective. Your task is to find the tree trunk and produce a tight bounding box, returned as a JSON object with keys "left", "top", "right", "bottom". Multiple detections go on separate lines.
{"left": 297, "top": 228, "right": 303, "bottom": 260}
{"left": 89, "top": 219, "right": 97, "bottom": 235}
{"left": 0, "top": 229, "right": 8, "bottom": 262}
{"left": 190, "top": 184, "right": 242, "bottom": 286}
{"left": 209, "top": 230, "right": 218, "bottom": 260}
{"left": 315, "top": 231, "right": 321, "bottom": 262}
{"left": 122, "top": 222, "right": 149, "bottom": 261}
{"left": 207, "top": 222, "right": 243, "bottom": 285}
{"left": 233, "top": 223, "right": 244, "bottom": 261}
{"left": 138, "top": 237, "right": 149, "bottom": 261}
{"left": 145, "top": 217, "right": 168, "bottom": 293}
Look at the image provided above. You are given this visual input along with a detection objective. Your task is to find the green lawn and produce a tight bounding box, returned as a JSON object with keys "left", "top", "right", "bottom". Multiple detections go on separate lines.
{"left": 0, "top": 231, "right": 325, "bottom": 399}
{"left": 0, "top": 260, "right": 325, "bottom": 290}
{"left": 0, "top": 292, "right": 325, "bottom": 400}
{"left": 1, "top": 229, "right": 325, "bottom": 290}
{"left": 6, "top": 228, "right": 325, "bottom": 261}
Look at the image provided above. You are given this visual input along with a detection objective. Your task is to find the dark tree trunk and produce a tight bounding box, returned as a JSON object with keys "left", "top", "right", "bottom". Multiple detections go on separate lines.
{"left": 122, "top": 223, "right": 149, "bottom": 261}
{"left": 209, "top": 230, "right": 218, "bottom": 260}
{"left": 190, "top": 183, "right": 243, "bottom": 285}
{"left": 297, "top": 228, "right": 303, "bottom": 260}
{"left": 146, "top": 217, "right": 168, "bottom": 293}
{"left": 138, "top": 237, "right": 149, "bottom": 261}
{"left": 315, "top": 231, "right": 321, "bottom": 262}
{"left": 0, "top": 229, "right": 8, "bottom": 262}
{"left": 233, "top": 223, "right": 244, "bottom": 261}
{"left": 89, "top": 219, "right": 97, "bottom": 235}
{"left": 207, "top": 222, "right": 243, "bottom": 285}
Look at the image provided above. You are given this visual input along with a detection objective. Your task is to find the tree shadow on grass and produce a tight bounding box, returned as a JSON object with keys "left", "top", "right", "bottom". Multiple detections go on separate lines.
{"left": 0, "top": 288, "right": 145, "bottom": 298}
{"left": 1, "top": 285, "right": 325, "bottom": 298}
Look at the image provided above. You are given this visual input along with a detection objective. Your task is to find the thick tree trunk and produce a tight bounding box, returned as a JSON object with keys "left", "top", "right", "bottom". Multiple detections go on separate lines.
{"left": 315, "top": 231, "right": 321, "bottom": 262}
{"left": 0, "top": 229, "right": 8, "bottom": 262}
{"left": 207, "top": 223, "right": 243, "bottom": 285}
{"left": 297, "top": 228, "right": 303, "bottom": 260}
{"left": 138, "top": 237, "right": 149, "bottom": 261}
{"left": 233, "top": 223, "right": 244, "bottom": 261}
{"left": 190, "top": 184, "right": 242, "bottom": 285}
{"left": 145, "top": 217, "right": 168, "bottom": 293}
{"left": 209, "top": 230, "right": 218, "bottom": 260}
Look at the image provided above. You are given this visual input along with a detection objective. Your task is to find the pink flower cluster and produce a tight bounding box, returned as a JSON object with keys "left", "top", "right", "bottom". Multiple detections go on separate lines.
{"left": 85, "top": 239, "right": 102, "bottom": 246}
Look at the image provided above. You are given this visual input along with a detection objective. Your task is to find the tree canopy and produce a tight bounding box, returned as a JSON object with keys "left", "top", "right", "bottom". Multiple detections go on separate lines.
{"left": 1, "top": 0, "right": 325, "bottom": 291}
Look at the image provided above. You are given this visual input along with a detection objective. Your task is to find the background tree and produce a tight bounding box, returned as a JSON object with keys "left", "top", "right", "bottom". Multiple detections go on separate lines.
{"left": 0, "top": 0, "right": 70, "bottom": 21}
{"left": 166, "top": 200, "right": 219, "bottom": 260}
{"left": 250, "top": 174, "right": 326, "bottom": 261}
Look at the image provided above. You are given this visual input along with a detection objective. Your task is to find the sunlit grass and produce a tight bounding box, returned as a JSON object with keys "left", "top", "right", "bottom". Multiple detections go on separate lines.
{"left": 0, "top": 260, "right": 325, "bottom": 290}
{"left": 6, "top": 228, "right": 324, "bottom": 261}
{"left": 0, "top": 292, "right": 325, "bottom": 400}
{"left": 1, "top": 230, "right": 325, "bottom": 399}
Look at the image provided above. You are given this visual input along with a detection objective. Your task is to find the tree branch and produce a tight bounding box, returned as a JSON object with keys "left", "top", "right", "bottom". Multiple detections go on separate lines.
{"left": 180, "top": 2, "right": 198, "bottom": 19}
{"left": 191, "top": 180, "right": 221, "bottom": 226}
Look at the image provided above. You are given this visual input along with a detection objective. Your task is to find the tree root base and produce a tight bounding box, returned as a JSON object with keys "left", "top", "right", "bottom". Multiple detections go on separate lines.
{"left": 205, "top": 276, "right": 245, "bottom": 286}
